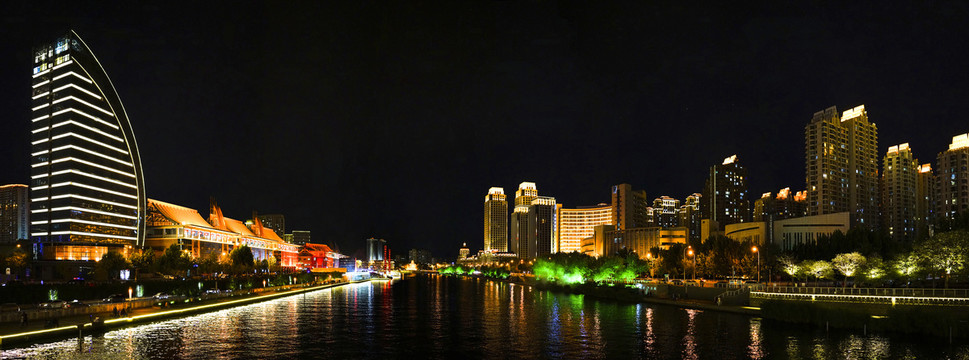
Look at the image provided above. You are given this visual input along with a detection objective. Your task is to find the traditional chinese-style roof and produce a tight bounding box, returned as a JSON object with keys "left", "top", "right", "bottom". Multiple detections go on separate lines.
{"left": 148, "top": 198, "right": 212, "bottom": 227}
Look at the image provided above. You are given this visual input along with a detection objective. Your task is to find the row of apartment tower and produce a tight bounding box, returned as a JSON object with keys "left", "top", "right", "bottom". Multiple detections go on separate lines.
{"left": 482, "top": 105, "right": 969, "bottom": 258}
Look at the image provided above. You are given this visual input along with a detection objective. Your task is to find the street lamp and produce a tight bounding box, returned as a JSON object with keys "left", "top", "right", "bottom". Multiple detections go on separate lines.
{"left": 687, "top": 247, "right": 695, "bottom": 281}
{"left": 646, "top": 252, "right": 653, "bottom": 278}
{"left": 752, "top": 246, "right": 760, "bottom": 284}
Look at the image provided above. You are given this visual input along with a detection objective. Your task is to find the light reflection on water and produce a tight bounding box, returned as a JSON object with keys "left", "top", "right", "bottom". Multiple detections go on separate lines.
{"left": 2, "top": 276, "right": 968, "bottom": 360}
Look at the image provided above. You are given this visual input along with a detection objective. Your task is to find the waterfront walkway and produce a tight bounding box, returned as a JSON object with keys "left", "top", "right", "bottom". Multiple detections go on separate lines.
{"left": 0, "top": 280, "right": 354, "bottom": 348}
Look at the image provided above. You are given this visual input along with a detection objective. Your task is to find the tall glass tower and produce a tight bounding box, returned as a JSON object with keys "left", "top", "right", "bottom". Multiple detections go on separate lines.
{"left": 30, "top": 31, "right": 146, "bottom": 261}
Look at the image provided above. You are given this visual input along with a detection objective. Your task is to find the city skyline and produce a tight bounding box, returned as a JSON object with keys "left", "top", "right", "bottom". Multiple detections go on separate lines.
{"left": 2, "top": 3, "right": 969, "bottom": 258}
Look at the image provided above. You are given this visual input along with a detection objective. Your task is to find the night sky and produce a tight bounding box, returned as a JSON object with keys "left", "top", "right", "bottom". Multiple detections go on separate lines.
{"left": 2, "top": 2, "right": 968, "bottom": 260}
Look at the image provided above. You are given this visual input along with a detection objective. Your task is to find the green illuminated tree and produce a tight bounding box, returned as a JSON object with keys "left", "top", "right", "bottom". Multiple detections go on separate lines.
{"left": 802, "top": 260, "right": 832, "bottom": 286}
{"left": 777, "top": 255, "right": 799, "bottom": 283}
{"left": 919, "top": 230, "right": 969, "bottom": 288}
{"left": 832, "top": 252, "right": 866, "bottom": 288}
{"left": 893, "top": 253, "right": 921, "bottom": 283}
{"left": 94, "top": 251, "right": 131, "bottom": 281}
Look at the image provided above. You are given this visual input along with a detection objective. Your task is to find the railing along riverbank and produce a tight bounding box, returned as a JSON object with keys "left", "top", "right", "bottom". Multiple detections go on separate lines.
{"left": 752, "top": 286, "right": 969, "bottom": 306}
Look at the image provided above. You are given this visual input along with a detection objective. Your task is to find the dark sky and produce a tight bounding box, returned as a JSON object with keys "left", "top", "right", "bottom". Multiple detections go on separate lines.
{"left": 2, "top": 2, "right": 968, "bottom": 260}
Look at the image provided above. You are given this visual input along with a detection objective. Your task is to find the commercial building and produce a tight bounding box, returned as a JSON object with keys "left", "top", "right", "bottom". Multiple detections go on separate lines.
{"left": 935, "top": 133, "right": 969, "bottom": 221}
{"left": 805, "top": 105, "right": 879, "bottom": 229}
{"left": 598, "top": 226, "right": 688, "bottom": 258}
{"left": 701, "top": 155, "right": 749, "bottom": 227}
{"left": 458, "top": 242, "right": 470, "bottom": 260}
{"left": 773, "top": 212, "right": 850, "bottom": 251}
{"left": 724, "top": 221, "right": 767, "bottom": 245}
{"left": 556, "top": 204, "right": 612, "bottom": 254}
{"left": 29, "top": 31, "right": 147, "bottom": 264}
{"left": 144, "top": 198, "right": 299, "bottom": 266}
{"left": 611, "top": 184, "right": 649, "bottom": 230}
{"left": 881, "top": 143, "right": 919, "bottom": 241}
{"left": 257, "top": 214, "right": 285, "bottom": 237}
{"left": 483, "top": 187, "right": 508, "bottom": 252}
{"left": 0, "top": 184, "right": 29, "bottom": 244}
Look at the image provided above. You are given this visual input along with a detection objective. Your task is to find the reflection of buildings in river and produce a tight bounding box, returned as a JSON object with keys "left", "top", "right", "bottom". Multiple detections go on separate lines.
{"left": 747, "top": 318, "right": 764, "bottom": 359}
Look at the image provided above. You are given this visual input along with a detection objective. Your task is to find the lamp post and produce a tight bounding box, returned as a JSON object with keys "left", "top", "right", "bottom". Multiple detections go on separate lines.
{"left": 752, "top": 246, "right": 760, "bottom": 284}
{"left": 688, "top": 247, "right": 695, "bottom": 281}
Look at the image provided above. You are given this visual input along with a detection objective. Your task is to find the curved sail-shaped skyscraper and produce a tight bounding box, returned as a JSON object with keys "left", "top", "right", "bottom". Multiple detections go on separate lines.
{"left": 30, "top": 31, "right": 146, "bottom": 262}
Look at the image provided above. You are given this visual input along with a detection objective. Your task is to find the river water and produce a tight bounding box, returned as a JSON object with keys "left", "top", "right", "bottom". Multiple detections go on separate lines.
{"left": 2, "top": 275, "right": 967, "bottom": 359}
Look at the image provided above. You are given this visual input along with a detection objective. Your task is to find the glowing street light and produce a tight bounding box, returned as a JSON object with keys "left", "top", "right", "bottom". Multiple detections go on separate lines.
{"left": 687, "top": 247, "right": 695, "bottom": 281}
{"left": 752, "top": 246, "right": 760, "bottom": 284}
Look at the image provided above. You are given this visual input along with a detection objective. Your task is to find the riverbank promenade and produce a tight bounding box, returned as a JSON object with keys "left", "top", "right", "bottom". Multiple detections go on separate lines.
{"left": 0, "top": 280, "right": 357, "bottom": 348}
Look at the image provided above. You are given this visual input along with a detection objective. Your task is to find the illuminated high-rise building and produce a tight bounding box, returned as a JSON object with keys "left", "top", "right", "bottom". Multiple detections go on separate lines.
{"left": 556, "top": 204, "right": 612, "bottom": 253}
{"left": 510, "top": 182, "right": 538, "bottom": 255}
{"left": 257, "top": 214, "right": 285, "bottom": 236}
{"left": 882, "top": 143, "right": 918, "bottom": 241}
{"left": 30, "top": 31, "right": 147, "bottom": 262}
{"left": 611, "top": 184, "right": 648, "bottom": 230}
{"left": 678, "top": 193, "right": 702, "bottom": 242}
{"left": 0, "top": 184, "right": 30, "bottom": 244}
{"left": 526, "top": 197, "right": 557, "bottom": 259}
{"left": 483, "top": 187, "right": 508, "bottom": 252}
{"left": 935, "top": 133, "right": 969, "bottom": 221}
{"left": 915, "top": 163, "right": 934, "bottom": 239}
{"left": 805, "top": 105, "right": 879, "bottom": 229}
{"left": 366, "top": 237, "right": 386, "bottom": 263}
{"left": 648, "top": 196, "right": 680, "bottom": 228}
{"left": 701, "top": 155, "right": 749, "bottom": 227}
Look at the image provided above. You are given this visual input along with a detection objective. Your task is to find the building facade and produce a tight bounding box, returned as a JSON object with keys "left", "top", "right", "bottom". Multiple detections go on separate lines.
{"left": 291, "top": 230, "right": 311, "bottom": 246}
{"left": 916, "top": 163, "right": 934, "bottom": 239}
{"left": 556, "top": 204, "right": 612, "bottom": 254}
{"left": 805, "top": 105, "right": 879, "bottom": 229}
{"left": 611, "top": 183, "right": 649, "bottom": 230}
{"left": 30, "top": 31, "right": 147, "bottom": 264}
{"left": 600, "top": 226, "right": 688, "bottom": 258}
{"left": 882, "top": 143, "right": 919, "bottom": 242}
{"left": 483, "top": 187, "right": 508, "bottom": 252}
{"left": 145, "top": 198, "right": 298, "bottom": 267}
{"left": 510, "top": 182, "right": 538, "bottom": 256}
{"left": 678, "top": 193, "right": 702, "bottom": 242}
{"left": 774, "top": 212, "right": 851, "bottom": 251}
{"left": 935, "top": 133, "right": 969, "bottom": 221}
{"left": 701, "top": 155, "right": 749, "bottom": 227}
{"left": 366, "top": 238, "right": 386, "bottom": 263}
{"left": 257, "top": 214, "right": 285, "bottom": 237}
{"left": 0, "top": 184, "right": 29, "bottom": 244}
{"left": 648, "top": 196, "right": 680, "bottom": 228}
{"left": 525, "top": 197, "right": 557, "bottom": 259}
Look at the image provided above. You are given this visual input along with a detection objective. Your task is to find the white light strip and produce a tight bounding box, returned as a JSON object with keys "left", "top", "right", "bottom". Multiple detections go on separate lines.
{"left": 47, "top": 145, "right": 133, "bottom": 167}
{"left": 32, "top": 69, "right": 50, "bottom": 78}
{"left": 32, "top": 103, "right": 50, "bottom": 111}
{"left": 32, "top": 126, "right": 49, "bottom": 134}
{"left": 51, "top": 108, "right": 119, "bottom": 130}
{"left": 52, "top": 83, "right": 102, "bottom": 100}
{"left": 50, "top": 157, "right": 135, "bottom": 178}
{"left": 33, "top": 80, "right": 50, "bottom": 88}
{"left": 42, "top": 169, "right": 137, "bottom": 188}
{"left": 50, "top": 133, "right": 128, "bottom": 154}
{"left": 51, "top": 120, "right": 124, "bottom": 142}
{"left": 51, "top": 60, "right": 74, "bottom": 70}
{"left": 48, "top": 231, "right": 137, "bottom": 241}
{"left": 32, "top": 232, "right": 49, "bottom": 236}
{"left": 53, "top": 71, "right": 93, "bottom": 84}
{"left": 49, "top": 181, "right": 137, "bottom": 199}
{"left": 31, "top": 138, "right": 49, "bottom": 145}
{"left": 49, "top": 194, "right": 137, "bottom": 210}
{"left": 31, "top": 162, "right": 48, "bottom": 168}
{"left": 43, "top": 206, "right": 138, "bottom": 220}
{"left": 52, "top": 96, "right": 114, "bottom": 116}
{"left": 32, "top": 185, "right": 48, "bottom": 191}
{"left": 49, "top": 218, "right": 138, "bottom": 230}
{"left": 32, "top": 114, "right": 50, "bottom": 122}
{"left": 32, "top": 92, "right": 50, "bottom": 100}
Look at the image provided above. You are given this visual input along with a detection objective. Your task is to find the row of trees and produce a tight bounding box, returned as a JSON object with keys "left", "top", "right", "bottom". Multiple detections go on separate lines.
{"left": 92, "top": 244, "right": 280, "bottom": 281}
{"left": 778, "top": 230, "right": 969, "bottom": 288}
{"left": 532, "top": 250, "right": 648, "bottom": 285}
